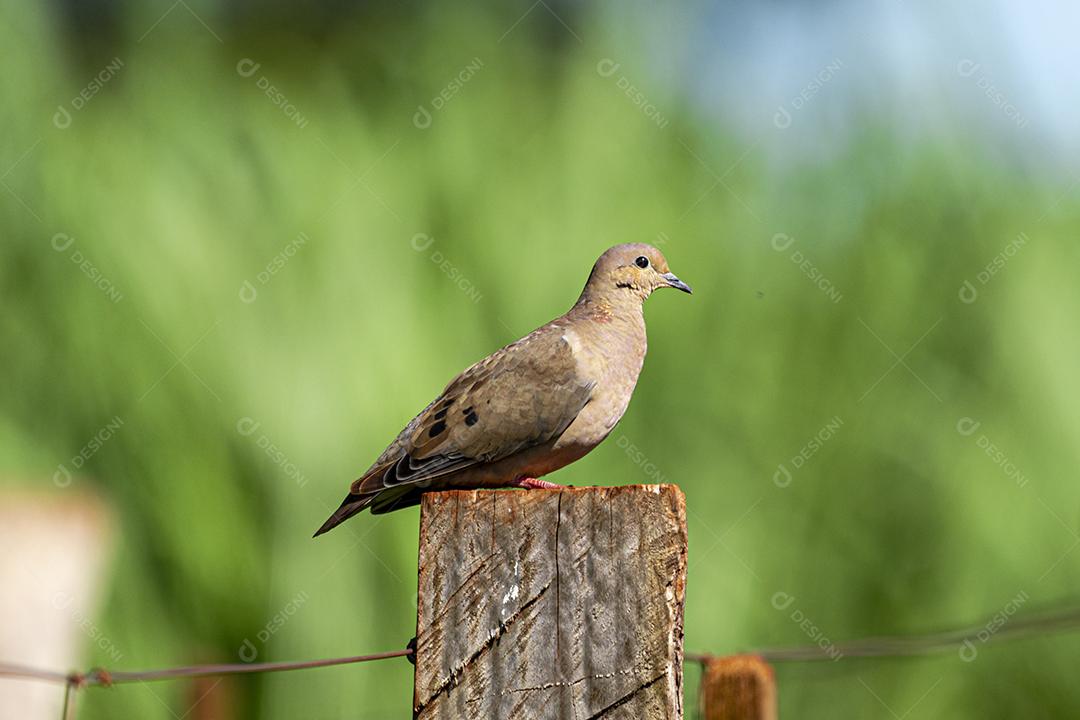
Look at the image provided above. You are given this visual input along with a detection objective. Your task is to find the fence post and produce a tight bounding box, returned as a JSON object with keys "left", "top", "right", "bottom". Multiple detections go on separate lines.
{"left": 700, "top": 655, "right": 777, "bottom": 720}
{"left": 412, "top": 485, "right": 688, "bottom": 719}
{"left": 0, "top": 490, "right": 114, "bottom": 720}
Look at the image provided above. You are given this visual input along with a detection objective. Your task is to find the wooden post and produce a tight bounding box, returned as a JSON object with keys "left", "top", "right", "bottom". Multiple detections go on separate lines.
{"left": 413, "top": 485, "right": 687, "bottom": 719}
{"left": 700, "top": 655, "right": 777, "bottom": 720}
{"left": 0, "top": 490, "right": 114, "bottom": 720}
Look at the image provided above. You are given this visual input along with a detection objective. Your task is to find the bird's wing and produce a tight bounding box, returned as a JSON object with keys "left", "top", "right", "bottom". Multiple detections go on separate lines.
{"left": 313, "top": 325, "right": 595, "bottom": 534}
{"left": 354, "top": 326, "right": 594, "bottom": 497}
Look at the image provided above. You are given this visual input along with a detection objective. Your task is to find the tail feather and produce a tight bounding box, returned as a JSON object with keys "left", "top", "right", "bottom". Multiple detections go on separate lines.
{"left": 315, "top": 457, "right": 438, "bottom": 536}
{"left": 313, "top": 492, "right": 374, "bottom": 537}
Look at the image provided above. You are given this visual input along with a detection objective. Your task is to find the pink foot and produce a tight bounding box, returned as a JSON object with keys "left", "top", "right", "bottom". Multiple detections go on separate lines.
{"left": 516, "top": 477, "right": 562, "bottom": 490}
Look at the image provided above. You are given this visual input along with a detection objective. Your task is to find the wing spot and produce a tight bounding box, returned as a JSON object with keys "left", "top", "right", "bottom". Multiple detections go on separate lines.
{"left": 428, "top": 420, "right": 447, "bottom": 438}
{"left": 465, "top": 412, "right": 479, "bottom": 426}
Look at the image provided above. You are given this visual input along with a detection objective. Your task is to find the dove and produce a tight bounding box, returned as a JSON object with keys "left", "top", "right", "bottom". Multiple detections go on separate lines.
{"left": 314, "top": 243, "right": 691, "bottom": 536}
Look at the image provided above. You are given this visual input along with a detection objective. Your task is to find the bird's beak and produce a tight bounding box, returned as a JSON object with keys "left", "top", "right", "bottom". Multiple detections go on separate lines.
{"left": 661, "top": 272, "right": 693, "bottom": 294}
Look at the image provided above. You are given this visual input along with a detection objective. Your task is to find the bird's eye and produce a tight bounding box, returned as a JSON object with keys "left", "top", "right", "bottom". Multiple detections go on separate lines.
{"left": 635, "top": 256, "right": 649, "bottom": 269}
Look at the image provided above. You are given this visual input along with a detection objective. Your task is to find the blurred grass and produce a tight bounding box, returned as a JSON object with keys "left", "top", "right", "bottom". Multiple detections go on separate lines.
{"left": 2, "top": 2, "right": 1079, "bottom": 718}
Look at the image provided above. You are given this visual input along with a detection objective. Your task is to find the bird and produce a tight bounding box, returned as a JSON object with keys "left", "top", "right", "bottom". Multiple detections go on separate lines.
{"left": 313, "top": 243, "right": 691, "bottom": 536}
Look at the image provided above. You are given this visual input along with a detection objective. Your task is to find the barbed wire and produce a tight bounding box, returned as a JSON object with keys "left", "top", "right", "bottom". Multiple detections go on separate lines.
{"left": 7, "top": 604, "right": 1080, "bottom": 685}
{"left": 686, "top": 602, "right": 1080, "bottom": 664}
{"left": 61, "top": 682, "right": 76, "bottom": 720}
{"left": 0, "top": 647, "right": 413, "bottom": 688}
{"left": 5, "top": 602, "right": 1080, "bottom": 718}
{"left": 0, "top": 647, "right": 412, "bottom": 720}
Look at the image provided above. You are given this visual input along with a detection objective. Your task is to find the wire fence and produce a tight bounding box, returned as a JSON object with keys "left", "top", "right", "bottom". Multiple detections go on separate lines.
{"left": 0, "top": 649, "right": 415, "bottom": 688}
{"left": 4, "top": 601, "right": 1080, "bottom": 718}
{"left": 687, "top": 601, "right": 1080, "bottom": 665}
{"left": 0, "top": 648, "right": 414, "bottom": 720}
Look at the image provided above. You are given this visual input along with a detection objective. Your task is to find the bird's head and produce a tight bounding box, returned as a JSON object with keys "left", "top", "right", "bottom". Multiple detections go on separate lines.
{"left": 583, "top": 243, "right": 692, "bottom": 303}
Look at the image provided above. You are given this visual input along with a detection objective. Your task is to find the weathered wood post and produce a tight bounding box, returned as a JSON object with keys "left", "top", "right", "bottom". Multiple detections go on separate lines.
{"left": 700, "top": 655, "right": 777, "bottom": 720}
{"left": 413, "top": 485, "right": 687, "bottom": 719}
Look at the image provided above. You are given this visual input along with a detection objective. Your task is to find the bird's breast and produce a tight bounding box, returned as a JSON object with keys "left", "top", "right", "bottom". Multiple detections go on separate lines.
{"left": 555, "top": 320, "right": 647, "bottom": 450}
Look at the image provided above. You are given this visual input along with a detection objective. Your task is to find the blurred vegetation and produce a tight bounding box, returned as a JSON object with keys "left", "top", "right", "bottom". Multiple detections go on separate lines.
{"left": 2, "top": 1, "right": 1079, "bottom": 718}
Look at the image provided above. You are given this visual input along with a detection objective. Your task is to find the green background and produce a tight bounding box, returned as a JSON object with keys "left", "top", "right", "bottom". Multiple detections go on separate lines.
{"left": 2, "top": 1, "right": 1078, "bottom": 717}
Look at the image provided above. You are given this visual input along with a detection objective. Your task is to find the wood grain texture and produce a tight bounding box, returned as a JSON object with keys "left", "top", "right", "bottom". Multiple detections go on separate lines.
{"left": 700, "top": 656, "right": 777, "bottom": 720}
{"left": 413, "top": 485, "right": 688, "bottom": 719}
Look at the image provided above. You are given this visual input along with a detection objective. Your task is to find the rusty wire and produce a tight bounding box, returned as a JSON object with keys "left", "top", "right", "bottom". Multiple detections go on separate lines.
{"left": 6, "top": 601, "right": 1080, "bottom": 720}
{"left": 686, "top": 602, "right": 1080, "bottom": 665}
{"left": 0, "top": 647, "right": 413, "bottom": 720}
{"left": 0, "top": 647, "right": 413, "bottom": 688}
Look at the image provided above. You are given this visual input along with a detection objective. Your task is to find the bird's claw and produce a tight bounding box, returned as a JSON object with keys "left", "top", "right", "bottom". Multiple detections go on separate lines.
{"left": 516, "top": 477, "right": 562, "bottom": 490}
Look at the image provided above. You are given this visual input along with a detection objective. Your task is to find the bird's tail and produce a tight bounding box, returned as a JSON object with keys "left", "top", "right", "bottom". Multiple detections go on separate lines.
{"left": 313, "top": 492, "right": 374, "bottom": 537}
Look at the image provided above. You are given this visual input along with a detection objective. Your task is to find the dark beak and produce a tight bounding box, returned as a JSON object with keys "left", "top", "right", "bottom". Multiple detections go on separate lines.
{"left": 661, "top": 272, "right": 692, "bottom": 294}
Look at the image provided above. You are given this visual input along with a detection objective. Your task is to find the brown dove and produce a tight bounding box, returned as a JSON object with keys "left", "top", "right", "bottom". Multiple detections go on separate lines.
{"left": 314, "top": 243, "right": 691, "bottom": 536}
